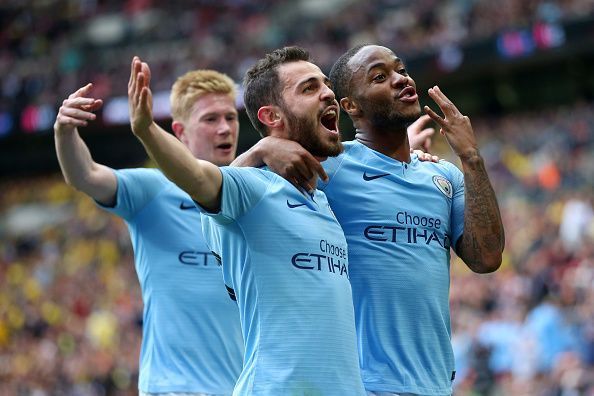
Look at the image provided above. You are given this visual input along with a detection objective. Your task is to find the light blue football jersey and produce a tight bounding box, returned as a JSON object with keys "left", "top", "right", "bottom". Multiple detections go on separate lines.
{"left": 319, "top": 141, "right": 465, "bottom": 396}
{"left": 100, "top": 168, "right": 243, "bottom": 394}
{"left": 200, "top": 166, "right": 366, "bottom": 396}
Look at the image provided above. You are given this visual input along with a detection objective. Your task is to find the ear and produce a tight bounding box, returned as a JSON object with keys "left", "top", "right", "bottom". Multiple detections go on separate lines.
{"left": 257, "top": 106, "right": 283, "bottom": 129}
{"left": 171, "top": 121, "right": 187, "bottom": 143}
{"left": 340, "top": 97, "right": 360, "bottom": 117}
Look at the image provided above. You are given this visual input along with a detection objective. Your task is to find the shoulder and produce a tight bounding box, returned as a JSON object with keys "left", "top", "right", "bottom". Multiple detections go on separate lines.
{"left": 416, "top": 157, "right": 461, "bottom": 176}
{"left": 436, "top": 160, "right": 464, "bottom": 184}
{"left": 115, "top": 167, "right": 167, "bottom": 181}
{"left": 437, "top": 159, "right": 462, "bottom": 173}
{"left": 115, "top": 167, "right": 178, "bottom": 197}
{"left": 342, "top": 140, "right": 358, "bottom": 151}
{"left": 340, "top": 140, "right": 361, "bottom": 158}
{"left": 219, "top": 166, "right": 282, "bottom": 193}
{"left": 321, "top": 140, "right": 360, "bottom": 172}
{"left": 221, "top": 166, "right": 276, "bottom": 181}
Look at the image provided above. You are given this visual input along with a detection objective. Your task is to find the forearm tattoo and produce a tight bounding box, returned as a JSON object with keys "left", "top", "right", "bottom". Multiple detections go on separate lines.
{"left": 459, "top": 155, "right": 505, "bottom": 272}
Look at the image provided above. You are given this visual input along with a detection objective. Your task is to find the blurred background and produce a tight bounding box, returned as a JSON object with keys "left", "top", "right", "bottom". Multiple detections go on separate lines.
{"left": 1, "top": 0, "right": 594, "bottom": 395}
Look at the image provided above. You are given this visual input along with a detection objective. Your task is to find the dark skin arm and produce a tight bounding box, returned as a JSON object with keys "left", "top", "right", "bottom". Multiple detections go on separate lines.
{"left": 424, "top": 86, "right": 504, "bottom": 273}
{"left": 232, "top": 136, "right": 328, "bottom": 192}
{"left": 232, "top": 116, "right": 438, "bottom": 191}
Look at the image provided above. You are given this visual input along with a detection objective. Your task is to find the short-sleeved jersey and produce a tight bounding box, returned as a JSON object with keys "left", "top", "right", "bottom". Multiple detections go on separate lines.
{"left": 200, "top": 166, "right": 366, "bottom": 396}
{"left": 319, "top": 141, "right": 465, "bottom": 396}
{"left": 100, "top": 168, "right": 243, "bottom": 394}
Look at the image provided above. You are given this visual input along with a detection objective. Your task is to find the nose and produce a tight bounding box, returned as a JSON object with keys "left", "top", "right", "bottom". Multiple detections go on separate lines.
{"left": 320, "top": 83, "right": 336, "bottom": 104}
{"left": 390, "top": 71, "right": 409, "bottom": 88}
{"left": 217, "top": 118, "right": 232, "bottom": 136}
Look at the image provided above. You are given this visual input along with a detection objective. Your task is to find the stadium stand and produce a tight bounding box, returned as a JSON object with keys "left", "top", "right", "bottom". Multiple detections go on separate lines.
{"left": 1, "top": 0, "right": 593, "bottom": 394}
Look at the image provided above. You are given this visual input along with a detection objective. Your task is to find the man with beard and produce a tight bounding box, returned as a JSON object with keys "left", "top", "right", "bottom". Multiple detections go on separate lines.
{"left": 237, "top": 44, "right": 505, "bottom": 396}
{"left": 127, "top": 47, "right": 366, "bottom": 396}
{"left": 54, "top": 70, "right": 243, "bottom": 396}
{"left": 327, "top": 44, "right": 504, "bottom": 396}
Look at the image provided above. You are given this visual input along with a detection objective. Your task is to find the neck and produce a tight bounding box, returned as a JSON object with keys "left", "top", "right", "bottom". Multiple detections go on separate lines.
{"left": 354, "top": 123, "right": 411, "bottom": 162}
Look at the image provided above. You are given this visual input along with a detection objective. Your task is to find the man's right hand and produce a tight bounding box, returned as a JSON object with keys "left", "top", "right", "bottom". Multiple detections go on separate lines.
{"left": 54, "top": 83, "right": 103, "bottom": 134}
{"left": 128, "top": 56, "right": 154, "bottom": 136}
{"left": 53, "top": 83, "right": 117, "bottom": 206}
{"left": 258, "top": 137, "right": 328, "bottom": 192}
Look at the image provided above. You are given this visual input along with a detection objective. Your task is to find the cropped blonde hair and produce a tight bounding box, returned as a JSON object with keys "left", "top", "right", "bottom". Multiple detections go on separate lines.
{"left": 170, "top": 70, "right": 236, "bottom": 121}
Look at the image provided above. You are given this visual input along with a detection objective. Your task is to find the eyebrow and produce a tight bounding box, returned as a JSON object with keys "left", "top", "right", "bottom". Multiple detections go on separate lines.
{"left": 366, "top": 57, "right": 403, "bottom": 73}
{"left": 296, "top": 76, "right": 331, "bottom": 89}
{"left": 296, "top": 76, "right": 318, "bottom": 89}
{"left": 199, "top": 110, "right": 236, "bottom": 118}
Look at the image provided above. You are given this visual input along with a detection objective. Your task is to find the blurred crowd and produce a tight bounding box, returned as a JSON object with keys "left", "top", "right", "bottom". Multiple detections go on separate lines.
{"left": 448, "top": 101, "right": 594, "bottom": 395}
{"left": 1, "top": 0, "right": 594, "bottom": 126}
{"left": 0, "top": 179, "right": 142, "bottom": 395}
{"left": 1, "top": 100, "right": 593, "bottom": 394}
{"left": 2, "top": 0, "right": 594, "bottom": 395}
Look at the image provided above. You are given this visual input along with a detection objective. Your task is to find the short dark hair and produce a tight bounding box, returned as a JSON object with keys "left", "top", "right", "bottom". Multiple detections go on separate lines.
{"left": 329, "top": 44, "right": 369, "bottom": 102}
{"left": 243, "top": 46, "right": 310, "bottom": 137}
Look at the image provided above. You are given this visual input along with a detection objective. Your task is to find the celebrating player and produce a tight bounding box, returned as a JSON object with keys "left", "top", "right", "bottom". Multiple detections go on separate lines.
{"left": 127, "top": 48, "right": 366, "bottom": 396}
{"left": 54, "top": 70, "right": 243, "bottom": 396}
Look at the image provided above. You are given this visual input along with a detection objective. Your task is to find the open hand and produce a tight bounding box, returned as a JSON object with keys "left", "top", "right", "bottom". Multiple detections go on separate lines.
{"left": 424, "top": 85, "right": 479, "bottom": 160}
{"left": 128, "top": 56, "right": 154, "bottom": 136}
{"left": 54, "top": 83, "right": 103, "bottom": 134}
{"left": 261, "top": 137, "right": 328, "bottom": 192}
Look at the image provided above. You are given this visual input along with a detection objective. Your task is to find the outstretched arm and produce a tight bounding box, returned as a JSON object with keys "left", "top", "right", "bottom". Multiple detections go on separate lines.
{"left": 54, "top": 84, "right": 117, "bottom": 206}
{"left": 128, "top": 56, "right": 222, "bottom": 212}
{"left": 424, "top": 85, "right": 504, "bottom": 273}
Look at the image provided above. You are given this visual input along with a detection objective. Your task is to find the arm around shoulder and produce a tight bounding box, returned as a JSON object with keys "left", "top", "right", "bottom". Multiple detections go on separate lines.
{"left": 232, "top": 136, "right": 327, "bottom": 191}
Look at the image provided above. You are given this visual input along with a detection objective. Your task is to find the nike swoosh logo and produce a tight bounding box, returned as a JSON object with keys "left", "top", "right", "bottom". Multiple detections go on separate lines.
{"left": 287, "top": 200, "right": 307, "bottom": 209}
{"left": 180, "top": 202, "right": 197, "bottom": 210}
{"left": 363, "top": 172, "right": 390, "bottom": 181}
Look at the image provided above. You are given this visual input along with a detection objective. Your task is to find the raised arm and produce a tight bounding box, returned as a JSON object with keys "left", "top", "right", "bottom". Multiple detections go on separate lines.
{"left": 128, "top": 56, "right": 222, "bottom": 212}
{"left": 54, "top": 84, "right": 118, "bottom": 206}
{"left": 424, "top": 85, "right": 504, "bottom": 273}
{"left": 232, "top": 136, "right": 328, "bottom": 192}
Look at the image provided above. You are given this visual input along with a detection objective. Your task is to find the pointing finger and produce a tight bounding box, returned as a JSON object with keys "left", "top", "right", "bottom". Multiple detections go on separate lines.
{"left": 423, "top": 105, "right": 446, "bottom": 128}
{"left": 69, "top": 83, "right": 93, "bottom": 100}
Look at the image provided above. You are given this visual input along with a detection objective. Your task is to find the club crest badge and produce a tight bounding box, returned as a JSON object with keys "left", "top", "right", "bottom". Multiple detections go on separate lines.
{"left": 433, "top": 175, "right": 453, "bottom": 198}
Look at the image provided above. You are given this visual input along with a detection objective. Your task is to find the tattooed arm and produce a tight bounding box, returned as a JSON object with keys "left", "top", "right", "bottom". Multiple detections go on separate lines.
{"left": 456, "top": 151, "right": 505, "bottom": 272}
{"left": 424, "top": 86, "right": 504, "bottom": 273}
